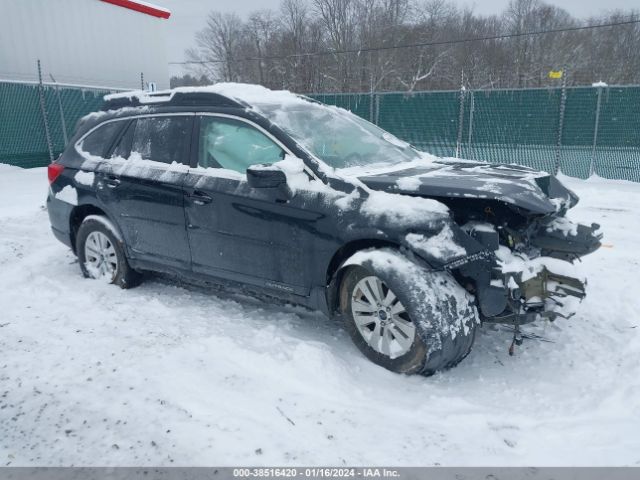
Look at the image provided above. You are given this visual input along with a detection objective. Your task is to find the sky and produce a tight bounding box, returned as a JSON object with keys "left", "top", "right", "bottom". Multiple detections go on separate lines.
{"left": 161, "top": 0, "right": 639, "bottom": 76}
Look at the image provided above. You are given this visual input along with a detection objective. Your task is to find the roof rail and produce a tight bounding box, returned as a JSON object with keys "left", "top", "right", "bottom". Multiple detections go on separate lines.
{"left": 101, "top": 89, "right": 244, "bottom": 111}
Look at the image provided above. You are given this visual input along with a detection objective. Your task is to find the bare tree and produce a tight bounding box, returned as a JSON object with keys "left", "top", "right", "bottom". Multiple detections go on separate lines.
{"left": 186, "top": 12, "right": 244, "bottom": 82}
{"left": 181, "top": 0, "right": 640, "bottom": 93}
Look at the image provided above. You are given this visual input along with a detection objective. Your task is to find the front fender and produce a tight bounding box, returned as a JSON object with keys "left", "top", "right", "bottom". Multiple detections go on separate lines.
{"left": 399, "top": 221, "right": 489, "bottom": 268}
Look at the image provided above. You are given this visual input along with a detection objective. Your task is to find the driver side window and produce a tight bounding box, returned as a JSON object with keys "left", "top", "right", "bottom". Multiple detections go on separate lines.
{"left": 198, "top": 116, "right": 285, "bottom": 173}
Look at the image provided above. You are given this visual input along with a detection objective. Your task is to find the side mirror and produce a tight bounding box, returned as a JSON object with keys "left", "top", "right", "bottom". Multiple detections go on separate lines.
{"left": 247, "top": 165, "right": 288, "bottom": 189}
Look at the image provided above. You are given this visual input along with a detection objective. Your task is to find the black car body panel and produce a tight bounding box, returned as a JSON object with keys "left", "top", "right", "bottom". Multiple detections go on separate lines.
{"left": 47, "top": 85, "right": 602, "bottom": 327}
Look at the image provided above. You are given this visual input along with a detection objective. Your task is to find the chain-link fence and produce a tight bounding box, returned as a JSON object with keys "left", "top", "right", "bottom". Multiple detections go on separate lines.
{"left": 2, "top": 79, "right": 640, "bottom": 182}
{"left": 312, "top": 84, "right": 640, "bottom": 182}
{"left": 0, "top": 80, "right": 123, "bottom": 168}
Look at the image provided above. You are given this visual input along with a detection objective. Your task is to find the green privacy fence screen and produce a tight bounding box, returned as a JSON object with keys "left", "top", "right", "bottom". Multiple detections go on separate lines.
{"left": 0, "top": 81, "right": 120, "bottom": 168}
{"left": 312, "top": 85, "right": 640, "bottom": 182}
{"left": 2, "top": 80, "right": 640, "bottom": 182}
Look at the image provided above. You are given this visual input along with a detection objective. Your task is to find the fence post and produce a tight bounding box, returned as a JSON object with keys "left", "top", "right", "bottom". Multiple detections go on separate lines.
{"left": 467, "top": 90, "right": 475, "bottom": 160}
{"left": 140, "top": 72, "right": 145, "bottom": 90}
{"left": 49, "top": 74, "right": 68, "bottom": 146}
{"left": 374, "top": 93, "right": 380, "bottom": 126}
{"left": 37, "top": 60, "right": 55, "bottom": 163}
{"left": 455, "top": 70, "right": 466, "bottom": 158}
{"left": 369, "top": 90, "right": 375, "bottom": 124}
{"left": 590, "top": 86, "right": 603, "bottom": 177}
{"left": 554, "top": 67, "right": 567, "bottom": 175}
{"left": 369, "top": 55, "right": 375, "bottom": 124}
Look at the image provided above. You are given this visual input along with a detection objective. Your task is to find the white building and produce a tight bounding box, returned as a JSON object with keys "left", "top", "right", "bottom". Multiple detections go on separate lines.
{"left": 0, "top": 0, "right": 171, "bottom": 90}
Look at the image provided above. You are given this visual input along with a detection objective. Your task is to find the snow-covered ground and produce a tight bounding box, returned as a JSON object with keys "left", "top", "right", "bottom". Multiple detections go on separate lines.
{"left": 1, "top": 163, "right": 639, "bottom": 466}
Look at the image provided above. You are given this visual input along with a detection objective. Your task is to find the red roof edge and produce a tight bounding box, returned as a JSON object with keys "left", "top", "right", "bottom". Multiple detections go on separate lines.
{"left": 100, "top": 0, "right": 171, "bottom": 19}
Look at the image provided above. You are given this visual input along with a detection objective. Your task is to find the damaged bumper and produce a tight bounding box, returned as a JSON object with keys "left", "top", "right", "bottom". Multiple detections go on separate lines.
{"left": 487, "top": 264, "right": 587, "bottom": 325}
{"left": 449, "top": 216, "right": 601, "bottom": 325}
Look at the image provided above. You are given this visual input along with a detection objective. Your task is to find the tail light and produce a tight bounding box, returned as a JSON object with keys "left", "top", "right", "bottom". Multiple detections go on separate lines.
{"left": 48, "top": 163, "right": 64, "bottom": 184}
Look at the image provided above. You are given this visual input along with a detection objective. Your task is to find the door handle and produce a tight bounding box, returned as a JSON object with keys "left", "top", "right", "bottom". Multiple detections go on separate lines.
{"left": 103, "top": 175, "right": 121, "bottom": 188}
{"left": 188, "top": 190, "right": 213, "bottom": 205}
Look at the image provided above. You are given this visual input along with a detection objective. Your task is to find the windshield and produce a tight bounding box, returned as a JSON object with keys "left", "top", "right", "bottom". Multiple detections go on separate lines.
{"left": 256, "top": 100, "right": 421, "bottom": 169}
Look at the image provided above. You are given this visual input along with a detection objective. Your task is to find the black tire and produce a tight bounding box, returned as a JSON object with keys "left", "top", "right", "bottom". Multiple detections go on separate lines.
{"left": 339, "top": 249, "right": 477, "bottom": 376}
{"left": 76, "top": 217, "right": 142, "bottom": 289}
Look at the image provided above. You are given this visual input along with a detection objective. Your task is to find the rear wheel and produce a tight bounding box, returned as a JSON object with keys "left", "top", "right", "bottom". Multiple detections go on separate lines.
{"left": 76, "top": 217, "right": 142, "bottom": 289}
{"left": 340, "top": 249, "right": 478, "bottom": 375}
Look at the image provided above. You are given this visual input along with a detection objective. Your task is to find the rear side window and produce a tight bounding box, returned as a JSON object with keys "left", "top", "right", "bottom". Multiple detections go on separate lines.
{"left": 111, "top": 120, "right": 135, "bottom": 159}
{"left": 130, "top": 116, "right": 192, "bottom": 165}
{"left": 79, "top": 121, "right": 125, "bottom": 157}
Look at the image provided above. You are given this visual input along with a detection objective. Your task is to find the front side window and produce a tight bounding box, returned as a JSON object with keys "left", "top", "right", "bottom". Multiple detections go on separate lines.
{"left": 130, "top": 116, "right": 192, "bottom": 164}
{"left": 198, "top": 116, "right": 284, "bottom": 173}
{"left": 79, "top": 121, "right": 125, "bottom": 157}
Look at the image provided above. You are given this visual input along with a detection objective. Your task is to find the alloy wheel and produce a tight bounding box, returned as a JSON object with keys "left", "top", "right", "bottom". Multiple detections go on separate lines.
{"left": 350, "top": 275, "right": 416, "bottom": 359}
{"left": 84, "top": 231, "right": 118, "bottom": 280}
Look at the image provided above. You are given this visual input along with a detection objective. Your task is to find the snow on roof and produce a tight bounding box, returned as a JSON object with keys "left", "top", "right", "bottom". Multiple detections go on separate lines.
{"left": 104, "top": 83, "right": 308, "bottom": 107}
{"left": 197, "top": 83, "right": 309, "bottom": 106}
{"left": 99, "top": 0, "right": 171, "bottom": 19}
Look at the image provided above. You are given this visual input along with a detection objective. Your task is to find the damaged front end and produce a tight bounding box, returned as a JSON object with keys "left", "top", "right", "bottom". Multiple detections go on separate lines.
{"left": 415, "top": 196, "right": 603, "bottom": 331}
{"left": 370, "top": 162, "right": 602, "bottom": 331}
{"left": 449, "top": 211, "right": 602, "bottom": 328}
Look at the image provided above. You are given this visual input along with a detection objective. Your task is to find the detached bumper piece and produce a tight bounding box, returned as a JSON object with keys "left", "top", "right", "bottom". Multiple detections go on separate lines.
{"left": 484, "top": 265, "right": 587, "bottom": 325}
{"left": 518, "top": 267, "right": 586, "bottom": 321}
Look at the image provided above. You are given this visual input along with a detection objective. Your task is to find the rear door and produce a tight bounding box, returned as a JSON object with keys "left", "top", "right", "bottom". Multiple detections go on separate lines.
{"left": 95, "top": 114, "right": 194, "bottom": 270}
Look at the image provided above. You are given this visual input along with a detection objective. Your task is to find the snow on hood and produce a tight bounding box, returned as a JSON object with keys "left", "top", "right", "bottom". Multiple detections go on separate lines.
{"left": 353, "top": 159, "right": 574, "bottom": 215}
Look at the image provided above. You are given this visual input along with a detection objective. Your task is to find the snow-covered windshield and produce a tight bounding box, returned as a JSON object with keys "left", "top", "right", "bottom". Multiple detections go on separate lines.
{"left": 256, "top": 101, "right": 421, "bottom": 169}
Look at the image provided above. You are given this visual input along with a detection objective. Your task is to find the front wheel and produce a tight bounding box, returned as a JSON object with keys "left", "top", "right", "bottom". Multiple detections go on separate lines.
{"left": 339, "top": 249, "right": 478, "bottom": 375}
{"left": 76, "top": 217, "right": 142, "bottom": 289}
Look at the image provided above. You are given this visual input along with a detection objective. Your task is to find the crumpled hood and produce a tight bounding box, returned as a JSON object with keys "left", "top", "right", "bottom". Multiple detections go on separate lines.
{"left": 355, "top": 159, "right": 578, "bottom": 215}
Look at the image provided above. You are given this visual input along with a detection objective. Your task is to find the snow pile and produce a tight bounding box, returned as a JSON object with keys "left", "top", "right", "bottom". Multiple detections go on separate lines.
{"left": 75, "top": 142, "right": 189, "bottom": 183}
{"left": 1, "top": 165, "right": 639, "bottom": 466}
{"left": 54, "top": 185, "right": 78, "bottom": 205}
{"left": 360, "top": 190, "right": 449, "bottom": 227}
{"left": 495, "top": 245, "right": 585, "bottom": 283}
{"left": 109, "top": 152, "right": 189, "bottom": 182}
{"left": 406, "top": 228, "right": 466, "bottom": 261}
{"left": 74, "top": 170, "right": 95, "bottom": 187}
{"left": 545, "top": 216, "right": 578, "bottom": 237}
{"left": 395, "top": 176, "right": 422, "bottom": 191}
{"left": 274, "top": 155, "right": 332, "bottom": 194}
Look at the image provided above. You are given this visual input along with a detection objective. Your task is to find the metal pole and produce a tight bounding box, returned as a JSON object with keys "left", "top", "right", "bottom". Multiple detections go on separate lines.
{"left": 554, "top": 66, "right": 567, "bottom": 175}
{"left": 553, "top": 67, "right": 567, "bottom": 175}
{"left": 374, "top": 93, "right": 380, "bottom": 126}
{"left": 590, "top": 86, "right": 603, "bottom": 177}
{"left": 369, "top": 90, "right": 375, "bottom": 123}
{"left": 369, "top": 51, "right": 375, "bottom": 123}
{"left": 37, "top": 60, "right": 55, "bottom": 163}
{"left": 49, "top": 74, "right": 68, "bottom": 146}
{"left": 455, "top": 70, "right": 465, "bottom": 158}
{"left": 467, "top": 90, "right": 475, "bottom": 159}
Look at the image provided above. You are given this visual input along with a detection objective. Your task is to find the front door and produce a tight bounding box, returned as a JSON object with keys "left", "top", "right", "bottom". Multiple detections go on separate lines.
{"left": 184, "top": 114, "right": 320, "bottom": 295}
{"left": 95, "top": 114, "right": 193, "bottom": 269}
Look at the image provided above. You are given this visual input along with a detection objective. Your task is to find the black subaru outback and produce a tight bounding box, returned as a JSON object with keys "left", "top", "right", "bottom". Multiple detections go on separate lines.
{"left": 46, "top": 83, "right": 602, "bottom": 375}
